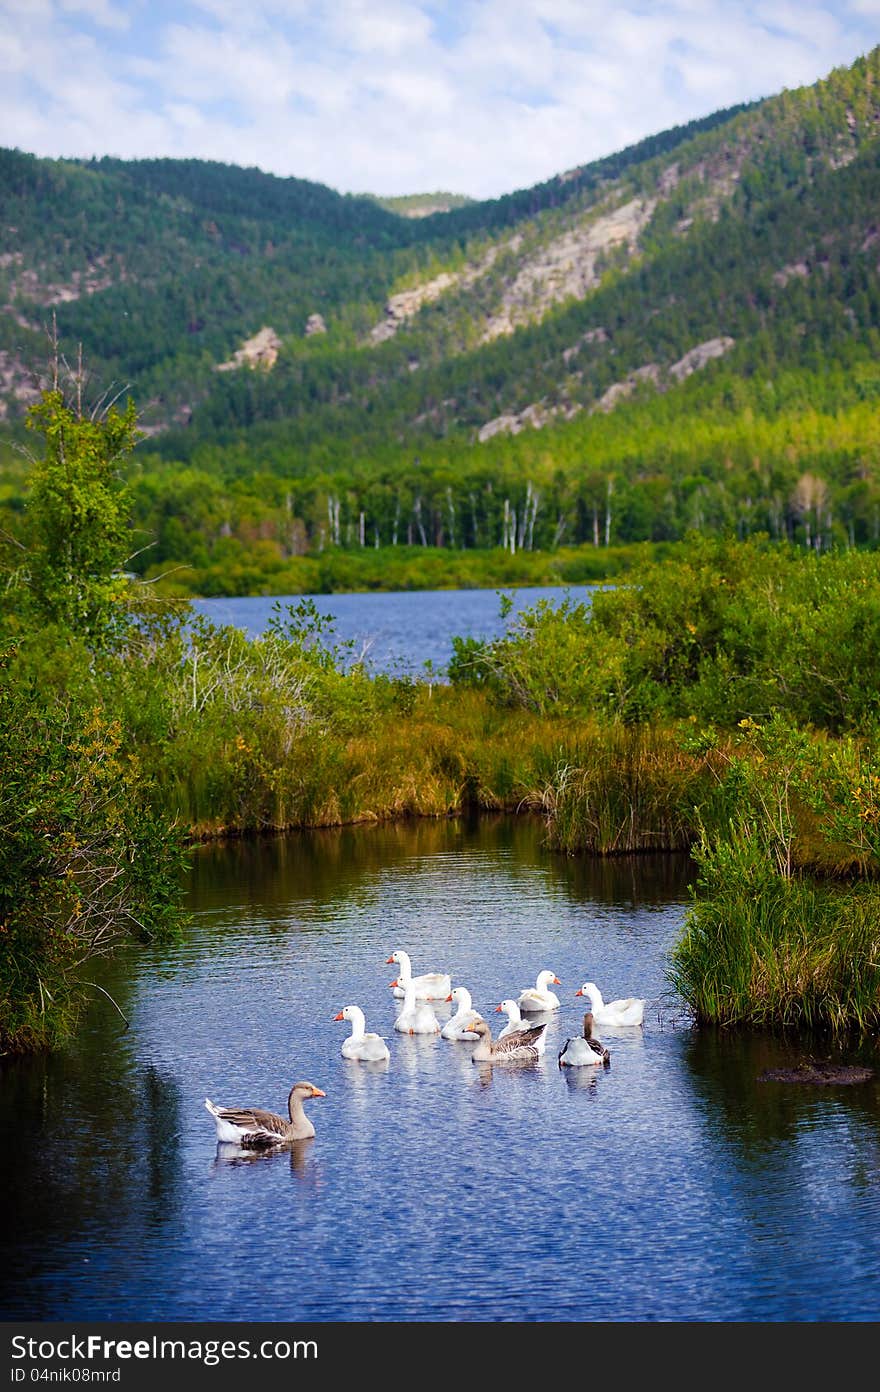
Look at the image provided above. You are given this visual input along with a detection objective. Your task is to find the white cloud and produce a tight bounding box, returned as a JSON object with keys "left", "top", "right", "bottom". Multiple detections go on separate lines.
{"left": 58, "top": 0, "right": 130, "bottom": 31}
{"left": 325, "top": 0, "right": 434, "bottom": 56}
{"left": 0, "top": 1, "right": 877, "bottom": 195}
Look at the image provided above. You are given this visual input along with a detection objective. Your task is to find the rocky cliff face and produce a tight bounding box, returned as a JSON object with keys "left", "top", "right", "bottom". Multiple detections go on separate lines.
{"left": 479, "top": 195, "right": 657, "bottom": 343}
{"left": 366, "top": 194, "right": 657, "bottom": 349}
{"left": 216, "top": 326, "right": 282, "bottom": 371}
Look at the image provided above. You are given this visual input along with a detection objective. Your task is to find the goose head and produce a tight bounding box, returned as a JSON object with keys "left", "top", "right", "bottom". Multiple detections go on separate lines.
{"left": 537, "top": 970, "right": 561, "bottom": 991}
{"left": 389, "top": 976, "right": 415, "bottom": 1004}
{"left": 447, "top": 986, "right": 473, "bottom": 1010}
{"left": 288, "top": 1081, "right": 326, "bottom": 1113}
{"left": 386, "top": 949, "right": 412, "bottom": 974}
{"left": 334, "top": 1005, "right": 365, "bottom": 1031}
{"left": 576, "top": 982, "right": 601, "bottom": 1007}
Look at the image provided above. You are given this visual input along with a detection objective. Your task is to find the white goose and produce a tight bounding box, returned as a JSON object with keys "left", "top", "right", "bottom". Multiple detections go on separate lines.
{"left": 495, "top": 998, "right": 531, "bottom": 1038}
{"left": 333, "top": 1005, "right": 391, "bottom": 1062}
{"left": 391, "top": 974, "right": 441, "bottom": 1035}
{"left": 558, "top": 1012, "right": 611, "bottom": 1068}
{"left": 517, "top": 970, "right": 561, "bottom": 1013}
{"left": 205, "top": 1082, "right": 325, "bottom": 1147}
{"left": 386, "top": 949, "right": 451, "bottom": 1001}
{"left": 576, "top": 981, "right": 645, "bottom": 1027}
{"left": 441, "top": 986, "right": 482, "bottom": 1041}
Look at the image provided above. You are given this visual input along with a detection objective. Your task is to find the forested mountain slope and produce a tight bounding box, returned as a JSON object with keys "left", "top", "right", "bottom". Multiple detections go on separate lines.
{"left": 0, "top": 97, "right": 753, "bottom": 433}
{"left": 2, "top": 48, "right": 880, "bottom": 590}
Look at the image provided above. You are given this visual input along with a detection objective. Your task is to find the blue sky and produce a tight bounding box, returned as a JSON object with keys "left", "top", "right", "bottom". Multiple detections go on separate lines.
{"left": 1, "top": 1, "right": 879, "bottom": 198}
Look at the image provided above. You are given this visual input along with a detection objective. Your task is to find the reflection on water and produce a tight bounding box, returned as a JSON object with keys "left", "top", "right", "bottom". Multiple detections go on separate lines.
{"left": 2, "top": 816, "right": 879, "bottom": 1322}
{"left": 211, "top": 1139, "right": 316, "bottom": 1176}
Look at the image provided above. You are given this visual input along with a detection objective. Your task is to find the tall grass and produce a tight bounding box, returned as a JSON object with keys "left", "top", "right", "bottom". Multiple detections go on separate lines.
{"left": 150, "top": 686, "right": 589, "bottom": 835}
{"left": 540, "top": 723, "right": 729, "bottom": 854}
{"left": 668, "top": 828, "right": 880, "bottom": 1032}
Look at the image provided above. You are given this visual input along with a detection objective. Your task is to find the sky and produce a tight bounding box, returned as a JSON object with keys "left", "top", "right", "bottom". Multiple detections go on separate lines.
{"left": 1, "top": 1, "right": 879, "bottom": 200}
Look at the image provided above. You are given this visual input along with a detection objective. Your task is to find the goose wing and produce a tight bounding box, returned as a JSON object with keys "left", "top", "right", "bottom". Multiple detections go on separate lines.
{"left": 215, "top": 1105, "right": 288, "bottom": 1141}
{"left": 603, "top": 996, "right": 644, "bottom": 1024}
{"left": 588, "top": 1038, "right": 611, "bottom": 1064}
{"left": 494, "top": 1023, "right": 546, "bottom": 1055}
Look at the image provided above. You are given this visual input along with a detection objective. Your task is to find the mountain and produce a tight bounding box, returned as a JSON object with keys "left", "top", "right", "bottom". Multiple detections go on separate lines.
{"left": 2, "top": 47, "right": 880, "bottom": 590}
{"left": 0, "top": 98, "right": 752, "bottom": 433}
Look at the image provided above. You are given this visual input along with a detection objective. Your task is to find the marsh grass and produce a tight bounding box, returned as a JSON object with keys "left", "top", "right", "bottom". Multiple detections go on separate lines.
{"left": 153, "top": 687, "right": 584, "bottom": 835}
{"left": 669, "top": 828, "right": 880, "bottom": 1032}
{"left": 541, "top": 723, "right": 728, "bottom": 854}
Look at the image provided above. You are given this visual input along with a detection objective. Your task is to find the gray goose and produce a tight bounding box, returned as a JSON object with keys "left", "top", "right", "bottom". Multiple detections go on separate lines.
{"left": 469, "top": 1017, "right": 546, "bottom": 1063}
{"left": 205, "top": 1082, "right": 325, "bottom": 1146}
{"left": 558, "top": 1012, "right": 611, "bottom": 1068}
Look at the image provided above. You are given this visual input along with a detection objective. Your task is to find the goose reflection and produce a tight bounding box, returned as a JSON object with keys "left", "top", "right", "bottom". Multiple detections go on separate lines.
{"left": 468, "top": 1051, "right": 551, "bottom": 1088}
{"left": 562, "top": 1065, "right": 602, "bottom": 1095}
{"left": 343, "top": 1054, "right": 391, "bottom": 1113}
{"left": 393, "top": 1031, "right": 443, "bottom": 1075}
{"left": 343, "top": 1055, "right": 390, "bottom": 1083}
{"left": 470, "top": 1060, "right": 495, "bottom": 1088}
{"left": 212, "top": 1138, "right": 315, "bottom": 1176}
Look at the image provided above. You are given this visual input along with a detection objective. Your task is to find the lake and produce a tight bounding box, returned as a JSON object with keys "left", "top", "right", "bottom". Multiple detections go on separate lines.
{"left": 191, "top": 584, "right": 595, "bottom": 676}
{"left": 2, "top": 815, "right": 880, "bottom": 1323}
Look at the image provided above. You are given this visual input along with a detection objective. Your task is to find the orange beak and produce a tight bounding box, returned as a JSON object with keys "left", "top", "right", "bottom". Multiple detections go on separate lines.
{"left": 385, "top": 955, "right": 395, "bottom": 964}
{"left": 389, "top": 978, "right": 399, "bottom": 989}
{"left": 445, "top": 993, "right": 453, "bottom": 1002}
{"left": 575, "top": 988, "right": 584, "bottom": 997}
{"left": 495, "top": 1004, "right": 503, "bottom": 1012}
{"left": 553, "top": 976, "right": 561, "bottom": 985}
{"left": 333, "top": 1011, "right": 344, "bottom": 1021}
{"left": 311, "top": 1087, "right": 326, "bottom": 1098}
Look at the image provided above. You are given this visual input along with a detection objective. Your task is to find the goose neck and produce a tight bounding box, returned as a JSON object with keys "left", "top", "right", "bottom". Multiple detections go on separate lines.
{"left": 453, "top": 988, "right": 472, "bottom": 1016}
{"left": 582, "top": 983, "right": 603, "bottom": 1011}
{"left": 471, "top": 1028, "right": 493, "bottom": 1062}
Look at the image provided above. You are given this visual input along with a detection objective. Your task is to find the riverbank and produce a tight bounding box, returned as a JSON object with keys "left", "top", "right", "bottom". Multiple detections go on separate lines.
{"left": 143, "top": 540, "right": 670, "bottom": 598}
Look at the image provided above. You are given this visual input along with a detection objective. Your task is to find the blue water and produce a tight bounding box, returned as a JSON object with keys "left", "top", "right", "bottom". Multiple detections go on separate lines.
{"left": 3, "top": 819, "right": 879, "bottom": 1323}
{"left": 191, "top": 585, "right": 594, "bottom": 676}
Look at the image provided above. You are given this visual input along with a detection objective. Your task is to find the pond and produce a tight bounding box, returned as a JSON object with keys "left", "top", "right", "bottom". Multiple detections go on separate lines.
{"left": 191, "top": 583, "right": 595, "bottom": 676}
{"left": 3, "top": 815, "right": 879, "bottom": 1323}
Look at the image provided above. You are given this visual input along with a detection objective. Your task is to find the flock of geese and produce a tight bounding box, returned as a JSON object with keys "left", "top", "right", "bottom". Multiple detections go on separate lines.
{"left": 205, "top": 948, "right": 646, "bottom": 1149}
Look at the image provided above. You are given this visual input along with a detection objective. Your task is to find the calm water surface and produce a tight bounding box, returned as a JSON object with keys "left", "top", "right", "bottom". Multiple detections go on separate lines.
{"left": 192, "top": 585, "right": 594, "bottom": 675}
{"left": 3, "top": 816, "right": 880, "bottom": 1323}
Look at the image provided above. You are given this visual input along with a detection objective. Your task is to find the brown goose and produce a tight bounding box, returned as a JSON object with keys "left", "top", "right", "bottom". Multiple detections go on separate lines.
{"left": 558, "top": 1012, "right": 611, "bottom": 1068}
{"left": 469, "top": 1017, "right": 546, "bottom": 1063}
{"left": 205, "top": 1082, "right": 325, "bottom": 1147}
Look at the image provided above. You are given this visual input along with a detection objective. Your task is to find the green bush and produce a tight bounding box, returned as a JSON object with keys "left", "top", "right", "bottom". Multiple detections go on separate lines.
{"left": 451, "top": 537, "right": 880, "bottom": 732}
{"left": 0, "top": 651, "right": 187, "bottom": 1053}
